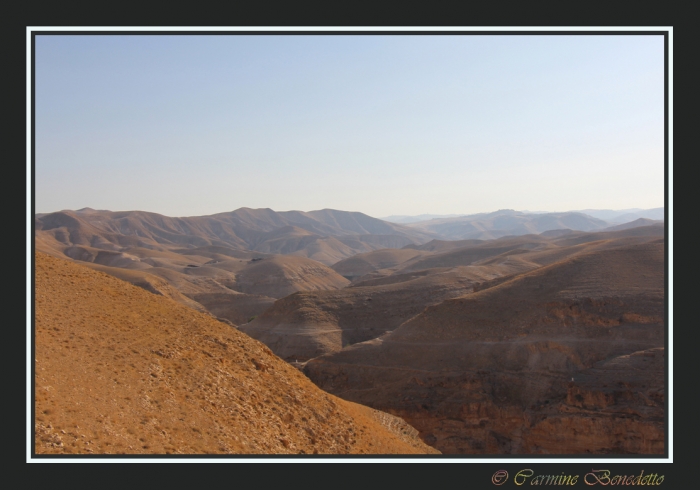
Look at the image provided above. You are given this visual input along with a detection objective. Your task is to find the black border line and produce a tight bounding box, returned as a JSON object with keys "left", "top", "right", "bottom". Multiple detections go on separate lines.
{"left": 31, "top": 30, "right": 667, "bottom": 36}
{"left": 29, "top": 27, "right": 671, "bottom": 463}
{"left": 663, "top": 30, "right": 669, "bottom": 463}
{"left": 31, "top": 29, "right": 37, "bottom": 460}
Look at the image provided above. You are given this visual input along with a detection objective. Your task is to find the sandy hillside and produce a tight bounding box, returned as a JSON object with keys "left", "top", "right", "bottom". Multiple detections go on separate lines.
{"left": 34, "top": 252, "right": 438, "bottom": 455}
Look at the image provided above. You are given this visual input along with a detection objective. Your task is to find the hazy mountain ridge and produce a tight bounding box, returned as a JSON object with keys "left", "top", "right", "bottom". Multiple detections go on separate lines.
{"left": 602, "top": 218, "right": 664, "bottom": 232}
{"left": 35, "top": 207, "right": 664, "bottom": 259}
{"left": 571, "top": 207, "right": 664, "bottom": 223}
{"left": 381, "top": 214, "right": 464, "bottom": 224}
{"left": 384, "top": 208, "right": 664, "bottom": 239}
{"left": 35, "top": 207, "right": 437, "bottom": 265}
{"left": 406, "top": 210, "right": 611, "bottom": 240}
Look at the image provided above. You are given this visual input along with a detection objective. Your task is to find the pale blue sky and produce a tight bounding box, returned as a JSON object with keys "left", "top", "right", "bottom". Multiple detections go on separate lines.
{"left": 34, "top": 34, "right": 665, "bottom": 218}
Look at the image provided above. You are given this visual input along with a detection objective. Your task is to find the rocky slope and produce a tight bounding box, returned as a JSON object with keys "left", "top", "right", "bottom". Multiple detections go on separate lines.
{"left": 34, "top": 252, "right": 438, "bottom": 455}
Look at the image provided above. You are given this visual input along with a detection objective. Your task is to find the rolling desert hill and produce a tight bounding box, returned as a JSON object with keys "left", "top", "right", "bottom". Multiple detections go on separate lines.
{"left": 34, "top": 208, "right": 376, "bottom": 325}
{"left": 35, "top": 207, "right": 435, "bottom": 264}
{"left": 33, "top": 207, "right": 438, "bottom": 324}
{"left": 380, "top": 213, "right": 464, "bottom": 224}
{"left": 50, "top": 247, "right": 349, "bottom": 326}
{"left": 345, "top": 227, "right": 663, "bottom": 284}
{"left": 239, "top": 228, "right": 664, "bottom": 367}
{"left": 34, "top": 252, "right": 438, "bottom": 455}
{"left": 393, "top": 234, "right": 550, "bottom": 273}
{"left": 303, "top": 239, "right": 665, "bottom": 454}
{"left": 331, "top": 248, "right": 434, "bottom": 281}
{"left": 238, "top": 268, "right": 501, "bottom": 362}
{"left": 402, "top": 238, "right": 485, "bottom": 253}
{"left": 569, "top": 208, "right": 652, "bottom": 221}
{"left": 406, "top": 209, "right": 609, "bottom": 240}
{"left": 230, "top": 254, "right": 350, "bottom": 298}
{"left": 602, "top": 207, "right": 664, "bottom": 224}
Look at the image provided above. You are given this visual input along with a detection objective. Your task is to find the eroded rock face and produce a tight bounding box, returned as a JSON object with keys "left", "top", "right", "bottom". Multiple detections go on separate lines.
{"left": 304, "top": 242, "right": 665, "bottom": 454}
{"left": 521, "top": 347, "right": 665, "bottom": 455}
{"left": 305, "top": 343, "right": 664, "bottom": 454}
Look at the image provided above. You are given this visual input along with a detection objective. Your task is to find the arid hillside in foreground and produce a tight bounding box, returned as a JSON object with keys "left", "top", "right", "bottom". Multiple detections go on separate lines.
{"left": 34, "top": 252, "right": 438, "bottom": 455}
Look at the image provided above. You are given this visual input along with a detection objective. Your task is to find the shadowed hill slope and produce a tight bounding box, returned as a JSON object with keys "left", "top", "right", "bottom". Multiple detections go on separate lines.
{"left": 331, "top": 248, "right": 433, "bottom": 281}
{"left": 239, "top": 260, "right": 531, "bottom": 362}
{"left": 304, "top": 240, "right": 665, "bottom": 454}
{"left": 402, "top": 239, "right": 484, "bottom": 252}
{"left": 238, "top": 273, "right": 472, "bottom": 362}
{"left": 34, "top": 252, "right": 438, "bottom": 455}
{"left": 394, "top": 234, "right": 550, "bottom": 273}
{"left": 240, "top": 229, "right": 664, "bottom": 365}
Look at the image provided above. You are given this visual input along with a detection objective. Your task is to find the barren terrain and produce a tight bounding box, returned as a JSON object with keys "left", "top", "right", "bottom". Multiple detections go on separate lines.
{"left": 34, "top": 206, "right": 666, "bottom": 455}
{"left": 304, "top": 238, "right": 665, "bottom": 454}
{"left": 34, "top": 252, "right": 438, "bottom": 455}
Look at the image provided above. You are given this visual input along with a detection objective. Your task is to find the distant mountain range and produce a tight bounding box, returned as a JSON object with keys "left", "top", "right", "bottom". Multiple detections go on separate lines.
{"left": 403, "top": 209, "right": 609, "bottom": 240}
{"left": 36, "top": 207, "right": 665, "bottom": 265}
{"left": 380, "top": 214, "right": 464, "bottom": 224}
{"left": 35, "top": 207, "right": 436, "bottom": 266}
{"left": 570, "top": 207, "right": 664, "bottom": 223}
{"left": 382, "top": 207, "right": 664, "bottom": 226}
{"left": 602, "top": 218, "right": 664, "bottom": 232}
{"left": 33, "top": 207, "right": 439, "bottom": 326}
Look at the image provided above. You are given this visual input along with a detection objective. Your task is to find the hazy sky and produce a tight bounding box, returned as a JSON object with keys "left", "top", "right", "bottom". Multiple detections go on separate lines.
{"left": 34, "top": 33, "right": 666, "bottom": 218}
